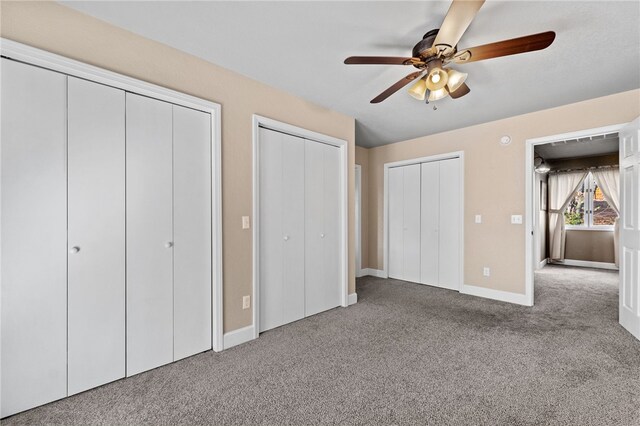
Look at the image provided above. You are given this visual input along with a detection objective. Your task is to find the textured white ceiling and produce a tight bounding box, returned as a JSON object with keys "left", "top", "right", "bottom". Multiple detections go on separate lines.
{"left": 62, "top": 1, "right": 640, "bottom": 147}
{"left": 535, "top": 133, "right": 619, "bottom": 160}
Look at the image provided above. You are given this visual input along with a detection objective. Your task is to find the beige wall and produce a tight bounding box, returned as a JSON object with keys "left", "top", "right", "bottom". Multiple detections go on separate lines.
{"left": 355, "top": 146, "right": 370, "bottom": 270}
{"left": 367, "top": 90, "right": 639, "bottom": 294}
{"left": 1, "top": 1, "right": 356, "bottom": 333}
{"left": 565, "top": 230, "right": 615, "bottom": 263}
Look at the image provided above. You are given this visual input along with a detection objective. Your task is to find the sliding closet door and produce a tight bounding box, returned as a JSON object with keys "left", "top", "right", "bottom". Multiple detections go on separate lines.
{"left": 126, "top": 93, "right": 174, "bottom": 376}
{"left": 259, "top": 128, "right": 305, "bottom": 332}
{"left": 388, "top": 165, "right": 421, "bottom": 282}
{"left": 438, "top": 158, "right": 461, "bottom": 290}
{"left": 0, "top": 59, "right": 68, "bottom": 417}
{"left": 305, "top": 141, "right": 341, "bottom": 316}
{"left": 420, "top": 162, "right": 440, "bottom": 286}
{"left": 67, "top": 77, "right": 126, "bottom": 395}
{"left": 173, "top": 105, "right": 212, "bottom": 360}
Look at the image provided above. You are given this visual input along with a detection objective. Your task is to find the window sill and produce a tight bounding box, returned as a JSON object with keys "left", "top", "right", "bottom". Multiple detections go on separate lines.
{"left": 565, "top": 226, "right": 615, "bottom": 232}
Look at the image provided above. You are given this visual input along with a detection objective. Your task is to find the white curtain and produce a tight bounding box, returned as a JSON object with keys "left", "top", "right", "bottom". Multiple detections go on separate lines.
{"left": 548, "top": 171, "right": 588, "bottom": 261}
{"left": 593, "top": 168, "right": 620, "bottom": 265}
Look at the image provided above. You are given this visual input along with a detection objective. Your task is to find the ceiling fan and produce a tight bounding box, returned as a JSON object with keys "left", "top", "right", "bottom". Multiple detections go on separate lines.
{"left": 344, "top": 0, "right": 555, "bottom": 104}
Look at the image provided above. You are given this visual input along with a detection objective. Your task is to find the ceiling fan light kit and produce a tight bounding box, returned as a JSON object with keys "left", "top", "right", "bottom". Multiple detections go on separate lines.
{"left": 429, "top": 87, "right": 450, "bottom": 102}
{"left": 446, "top": 68, "right": 468, "bottom": 93}
{"left": 408, "top": 77, "right": 428, "bottom": 100}
{"left": 344, "top": 0, "right": 556, "bottom": 105}
{"left": 425, "top": 58, "right": 449, "bottom": 91}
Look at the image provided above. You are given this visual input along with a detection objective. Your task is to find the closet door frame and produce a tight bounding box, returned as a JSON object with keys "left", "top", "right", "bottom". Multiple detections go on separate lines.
{"left": 383, "top": 151, "right": 465, "bottom": 290}
{"left": 252, "top": 115, "right": 349, "bottom": 340}
{"left": 0, "top": 38, "right": 224, "bottom": 352}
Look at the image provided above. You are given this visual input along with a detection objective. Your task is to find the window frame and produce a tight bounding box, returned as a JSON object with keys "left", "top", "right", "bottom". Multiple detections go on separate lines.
{"left": 564, "top": 171, "right": 616, "bottom": 231}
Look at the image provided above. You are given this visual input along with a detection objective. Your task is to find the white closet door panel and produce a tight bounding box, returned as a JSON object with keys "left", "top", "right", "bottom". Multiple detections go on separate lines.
{"left": 67, "top": 77, "right": 125, "bottom": 395}
{"left": 281, "top": 133, "right": 306, "bottom": 325}
{"left": 322, "top": 143, "right": 342, "bottom": 311}
{"left": 126, "top": 93, "right": 174, "bottom": 376}
{"left": 172, "top": 105, "right": 212, "bottom": 360}
{"left": 438, "top": 158, "right": 461, "bottom": 290}
{"left": 420, "top": 162, "right": 440, "bottom": 286}
{"left": 403, "top": 164, "right": 422, "bottom": 283}
{"left": 259, "top": 128, "right": 285, "bottom": 332}
{"left": 259, "top": 128, "right": 305, "bottom": 331}
{"left": 305, "top": 141, "right": 341, "bottom": 316}
{"left": 0, "top": 59, "right": 68, "bottom": 417}
{"left": 388, "top": 167, "right": 405, "bottom": 280}
{"left": 305, "top": 140, "right": 325, "bottom": 315}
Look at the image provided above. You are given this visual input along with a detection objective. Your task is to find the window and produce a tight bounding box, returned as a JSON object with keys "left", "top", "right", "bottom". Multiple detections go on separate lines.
{"left": 564, "top": 179, "right": 586, "bottom": 226}
{"left": 564, "top": 172, "right": 617, "bottom": 229}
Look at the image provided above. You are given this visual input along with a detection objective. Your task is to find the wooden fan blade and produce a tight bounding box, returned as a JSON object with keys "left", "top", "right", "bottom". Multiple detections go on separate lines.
{"left": 371, "top": 71, "right": 423, "bottom": 104}
{"left": 448, "top": 82, "right": 470, "bottom": 99}
{"left": 453, "top": 31, "right": 556, "bottom": 63}
{"left": 344, "top": 56, "right": 421, "bottom": 65}
{"left": 434, "top": 0, "right": 485, "bottom": 55}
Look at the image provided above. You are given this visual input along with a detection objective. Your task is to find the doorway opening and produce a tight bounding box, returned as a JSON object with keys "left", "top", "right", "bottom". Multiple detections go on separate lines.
{"left": 535, "top": 132, "right": 620, "bottom": 271}
{"left": 527, "top": 125, "right": 622, "bottom": 322}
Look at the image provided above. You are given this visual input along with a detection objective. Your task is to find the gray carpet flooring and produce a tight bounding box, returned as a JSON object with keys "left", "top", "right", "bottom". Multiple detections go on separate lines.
{"left": 4, "top": 265, "right": 639, "bottom": 425}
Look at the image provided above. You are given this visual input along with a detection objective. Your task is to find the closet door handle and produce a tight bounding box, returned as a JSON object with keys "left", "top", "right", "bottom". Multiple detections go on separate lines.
{"left": 283, "top": 236, "right": 289, "bottom": 241}
{"left": 69, "top": 246, "right": 80, "bottom": 254}
{"left": 165, "top": 242, "right": 174, "bottom": 248}
{"left": 320, "top": 233, "right": 325, "bottom": 238}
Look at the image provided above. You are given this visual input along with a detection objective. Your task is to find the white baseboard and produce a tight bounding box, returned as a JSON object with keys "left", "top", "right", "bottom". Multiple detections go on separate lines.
{"left": 223, "top": 325, "right": 256, "bottom": 350}
{"left": 356, "top": 269, "right": 366, "bottom": 278}
{"left": 551, "top": 259, "right": 618, "bottom": 270}
{"left": 538, "top": 258, "right": 548, "bottom": 270}
{"left": 348, "top": 292, "right": 358, "bottom": 305}
{"left": 360, "top": 268, "right": 387, "bottom": 278}
{"left": 461, "top": 284, "right": 532, "bottom": 306}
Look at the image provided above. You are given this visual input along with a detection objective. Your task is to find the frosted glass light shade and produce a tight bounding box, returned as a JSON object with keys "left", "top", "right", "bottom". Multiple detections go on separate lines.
{"left": 426, "top": 68, "right": 448, "bottom": 91}
{"left": 428, "top": 87, "right": 449, "bottom": 101}
{"left": 446, "top": 68, "right": 468, "bottom": 93}
{"left": 408, "top": 77, "right": 428, "bottom": 100}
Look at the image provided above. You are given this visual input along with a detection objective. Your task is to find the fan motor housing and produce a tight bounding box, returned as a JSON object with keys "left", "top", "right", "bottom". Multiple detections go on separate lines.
{"left": 412, "top": 29, "right": 456, "bottom": 64}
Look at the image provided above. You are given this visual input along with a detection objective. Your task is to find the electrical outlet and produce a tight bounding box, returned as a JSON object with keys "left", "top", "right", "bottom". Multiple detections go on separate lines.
{"left": 242, "top": 295, "right": 250, "bottom": 309}
{"left": 483, "top": 267, "right": 490, "bottom": 277}
{"left": 475, "top": 214, "right": 482, "bottom": 224}
{"left": 511, "top": 215, "right": 523, "bottom": 224}
{"left": 242, "top": 216, "right": 250, "bottom": 229}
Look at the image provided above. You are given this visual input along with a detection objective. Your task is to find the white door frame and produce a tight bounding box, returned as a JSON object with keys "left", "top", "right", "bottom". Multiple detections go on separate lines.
{"left": 0, "top": 38, "right": 225, "bottom": 352}
{"left": 355, "top": 164, "right": 363, "bottom": 277}
{"left": 252, "top": 115, "right": 349, "bottom": 339}
{"left": 382, "top": 151, "right": 465, "bottom": 290}
{"left": 525, "top": 123, "right": 625, "bottom": 307}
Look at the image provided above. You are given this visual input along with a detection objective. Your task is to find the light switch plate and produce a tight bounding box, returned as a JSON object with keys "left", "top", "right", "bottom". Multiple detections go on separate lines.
{"left": 242, "top": 295, "right": 250, "bottom": 309}
{"left": 242, "top": 216, "right": 250, "bottom": 229}
{"left": 475, "top": 215, "right": 482, "bottom": 224}
{"left": 483, "top": 267, "right": 490, "bottom": 277}
{"left": 511, "top": 215, "right": 523, "bottom": 224}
